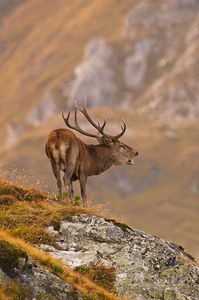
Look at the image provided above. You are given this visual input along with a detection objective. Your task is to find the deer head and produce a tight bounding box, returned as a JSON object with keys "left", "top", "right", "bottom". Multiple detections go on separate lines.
{"left": 62, "top": 102, "right": 138, "bottom": 166}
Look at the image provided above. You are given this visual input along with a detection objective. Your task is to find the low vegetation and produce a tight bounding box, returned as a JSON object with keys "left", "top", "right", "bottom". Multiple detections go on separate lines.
{"left": 0, "top": 177, "right": 98, "bottom": 245}
{"left": 0, "top": 177, "right": 125, "bottom": 300}
{"left": 75, "top": 263, "right": 116, "bottom": 292}
{"left": 1, "top": 281, "right": 35, "bottom": 300}
{"left": 0, "top": 178, "right": 47, "bottom": 201}
{"left": 0, "top": 230, "right": 123, "bottom": 300}
{"left": 0, "top": 239, "right": 27, "bottom": 271}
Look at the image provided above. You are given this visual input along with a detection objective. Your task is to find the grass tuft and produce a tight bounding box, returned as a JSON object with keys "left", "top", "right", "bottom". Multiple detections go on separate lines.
{"left": 51, "top": 264, "right": 64, "bottom": 274}
{"left": 0, "top": 239, "right": 27, "bottom": 270}
{"left": 0, "top": 177, "right": 99, "bottom": 245}
{"left": 0, "top": 231, "right": 125, "bottom": 300}
{"left": 10, "top": 226, "right": 56, "bottom": 245}
{"left": 0, "top": 195, "right": 16, "bottom": 206}
{"left": 76, "top": 263, "right": 116, "bottom": 292}
{"left": 0, "top": 177, "right": 129, "bottom": 299}
{"left": 73, "top": 195, "right": 81, "bottom": 206}
{"left": 0, "top": 178, "right": 47, "bottom": 202}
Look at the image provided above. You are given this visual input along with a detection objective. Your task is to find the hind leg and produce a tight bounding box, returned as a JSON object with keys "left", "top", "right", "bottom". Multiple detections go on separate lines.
{"left": 79, "top": 175, "right": 87, "bottom": 207}
{"left": 63, "top": 175, "right": 74, "bottom": 204}
{"left": 63, "top": 165, "right": 75, "bottom": 205}
{"left": 51, "top": 161, "right": 62, "bottom": 200}
{"left": 62, "top": 147, "right": 78, "bottom": 204}
{"left": 70, "top": 181, "right": 74, "bottom": 199}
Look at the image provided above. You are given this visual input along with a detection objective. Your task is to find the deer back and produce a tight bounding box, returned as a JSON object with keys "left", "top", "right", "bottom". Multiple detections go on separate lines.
{"left": 45, "top": 129, "right": 90, "bottom": 174}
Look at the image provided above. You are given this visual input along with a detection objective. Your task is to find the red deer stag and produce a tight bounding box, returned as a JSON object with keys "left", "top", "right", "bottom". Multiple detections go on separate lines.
{"left": 45, "top": 103, "right": 138, "bottom": 206}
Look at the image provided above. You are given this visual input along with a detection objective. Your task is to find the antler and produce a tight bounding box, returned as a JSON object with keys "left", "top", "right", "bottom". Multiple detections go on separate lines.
{"left": 62, "top": 109, "right": 98, "bottom": 138}
{"left": 62, "top": 101, "right": 126, "bottom": 140}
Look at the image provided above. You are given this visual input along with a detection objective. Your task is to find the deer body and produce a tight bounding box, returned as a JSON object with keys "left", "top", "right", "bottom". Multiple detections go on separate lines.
{"left": 45, "top": 104, "right": 138, "bottom": 206}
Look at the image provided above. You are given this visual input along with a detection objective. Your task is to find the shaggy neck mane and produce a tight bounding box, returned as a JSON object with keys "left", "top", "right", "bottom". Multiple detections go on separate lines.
{"left": 86, "top": 144, "right": 115, "bottom": 176}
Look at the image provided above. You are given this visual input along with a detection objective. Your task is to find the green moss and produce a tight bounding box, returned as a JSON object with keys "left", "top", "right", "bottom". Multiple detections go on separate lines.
{"left": 105, "top": 218, "right": 132, "bottom": 232}
{"left": 75, "top": 263, "right": 116, "bottom": 292}
{"left": 186, "top": 253, "right": 196, "bottom": 262}
{"left": 160, "top": 264, "right": 197, "bottom": 293}
{"left": 0, "top": 239, "right": 28, "bottom": 270}
{"left": 73, "top": 195, "right": 81, "bottom": 206}
{"left": 83, "top": 293, "right": 97, "bottom": 300}
{"left": 83, "top": 292, "right": 107, "bottom": 300}
{"left": 51, "top": 264, "right": 64, "bottom": 274}
{"left": 163, "top": 288, "right": 176, "bottom": 300}
{"left": 39, "top": 257, "right": 51, "bottom": 267}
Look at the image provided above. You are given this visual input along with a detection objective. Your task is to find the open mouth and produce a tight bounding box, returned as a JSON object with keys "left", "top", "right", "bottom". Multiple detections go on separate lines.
{"left": 127, "top": 159, "right": 135, "bottom": 165}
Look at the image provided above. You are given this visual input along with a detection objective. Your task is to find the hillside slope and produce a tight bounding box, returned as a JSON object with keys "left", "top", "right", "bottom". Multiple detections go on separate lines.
{"left": 0, "top": 0, "right": 137, "bottom": 144}
{"left": 0, "top": 178, "right": 125, "bottom": 300}
{"left": 1, "top": 109, "right": 199, "bottom": 258}
{"left": 0, "top": 0, "right": 199, "bottom": 258}
{"left": 0, "top": 178, "right": 198, "bottom": 300}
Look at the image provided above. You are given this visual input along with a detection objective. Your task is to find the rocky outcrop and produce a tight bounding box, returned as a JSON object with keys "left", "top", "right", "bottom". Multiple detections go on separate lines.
{"left": 125, "top": 0, "right": 199, "bottom": 125}
{"left": 14, "top": 260, "right": 81, "bottom": 300}
{"left": 63, "top": 0, "right": 199, "bottom": 125}
{"left": 0, "top": 251, "right": 81, "bottom": 300}
{"left": 41, "top": 215, "right": 199, "bottom": 300}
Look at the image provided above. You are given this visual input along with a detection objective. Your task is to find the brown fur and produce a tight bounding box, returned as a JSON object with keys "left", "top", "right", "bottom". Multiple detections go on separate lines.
{"left": 45, "top": 128, "right": 138, "bottom": 206}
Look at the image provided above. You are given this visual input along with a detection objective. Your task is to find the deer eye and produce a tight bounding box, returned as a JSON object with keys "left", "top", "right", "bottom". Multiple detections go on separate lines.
{"left": 120, "top": 145, "right": 125, "bottom": 149}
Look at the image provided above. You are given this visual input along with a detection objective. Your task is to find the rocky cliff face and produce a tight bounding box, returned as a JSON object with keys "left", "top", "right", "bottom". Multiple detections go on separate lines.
{"left": 0, "top": 240, "right": 81, "bottom": 300}
{"left": 64, "top": 0, "right": 199, "bottom": 124}
{"left": 0, "top": 262, "right": 81, "bottom": 300}
{"left": 39, "top": 214, "right": 199, "bottom": 300}
{"left": 132, "top": 0, "right": 199, "bottom": 125}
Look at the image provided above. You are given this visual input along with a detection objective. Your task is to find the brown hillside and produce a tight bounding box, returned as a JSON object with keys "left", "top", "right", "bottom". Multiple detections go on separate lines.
{"left": 0, "top": 0, "right": 137, "bottom": 143}
{"left": 0, "top": 0, "right": 198, "bottom": 258}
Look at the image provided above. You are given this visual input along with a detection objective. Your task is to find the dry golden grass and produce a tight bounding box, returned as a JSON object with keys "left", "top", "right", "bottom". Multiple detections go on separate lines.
{"left": 0, "top": 283, "right": 33, "bottom": 300}
{"left": 0, "top": 177, "right": 131, "bottom": 299}
{"left": 0, "top": 177, "right": 103, "bottom": 243}
{"left": 0, "top": 176, "right": 129, "bottom": 246}
{"left": 1, "top": 109, "right": 199, "bottom": 257}
{"left": 0, "top": 287, "right": 13, "bottom": 300}
{"left": 0, "top": 230, "right": 126, "bottom": 300}
{"left": 75, "top": 263, "right": 117, "bottom": 292}
{"left": 0, "top": 178, "right": 47, "bottom": 202}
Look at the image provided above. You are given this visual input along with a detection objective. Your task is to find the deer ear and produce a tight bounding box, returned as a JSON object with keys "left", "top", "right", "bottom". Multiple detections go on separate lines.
{"left": 96, "top": 136, "right": 114, "bottom": 145}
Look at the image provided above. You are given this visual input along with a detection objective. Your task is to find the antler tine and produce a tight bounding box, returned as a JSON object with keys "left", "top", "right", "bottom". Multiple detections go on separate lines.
{"left": 66, "top": 102, "right": 127, "bottom": 140}
{"left": 113, "top": 117, "right": 127, "bottom": 139}
{"left": 75, "top": 101, "right": 117, "bottom": 139}
{"left": 62, "top": 108, "right": 98, "bottom": 138}
{"left": 62, "top": 111, "right": 71, "bottom": 127}
{"left": 101, "top": 119, "right": 107, "bottom": 130}
{"left": 97, "top": 118, "right": 107, "bottom": 131}
{"left": 78, "top": 101, "right": 101, "bottom": 131}
{"left": 74, "top": 106, "right": 82, "bottom": 131}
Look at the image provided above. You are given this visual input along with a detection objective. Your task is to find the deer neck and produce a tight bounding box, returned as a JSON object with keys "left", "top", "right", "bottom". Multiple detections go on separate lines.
{"left": 87, "top": 144, "right": 115, "bottom": 176}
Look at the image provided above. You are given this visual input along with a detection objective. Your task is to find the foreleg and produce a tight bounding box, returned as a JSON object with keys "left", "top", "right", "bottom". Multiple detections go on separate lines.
{"left": 79, "top": 175, "right": 87, "bottom": 207}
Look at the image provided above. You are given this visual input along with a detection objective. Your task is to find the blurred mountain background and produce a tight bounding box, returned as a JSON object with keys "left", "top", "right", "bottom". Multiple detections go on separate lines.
{"left": 0, "top": 0, "right": 198, "bottom": 257}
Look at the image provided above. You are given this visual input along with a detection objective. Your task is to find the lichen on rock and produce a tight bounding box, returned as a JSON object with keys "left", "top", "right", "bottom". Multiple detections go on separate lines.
{"left": 42, "top": 214, "right": 199, "bottom": 300}
{"left": 0, "top": 240, "right": 81, "bottom": 299}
